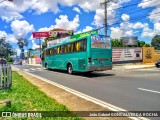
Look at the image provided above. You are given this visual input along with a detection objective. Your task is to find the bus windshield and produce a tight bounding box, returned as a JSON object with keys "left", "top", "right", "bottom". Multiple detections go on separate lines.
{"left": 91, "top": 34, "right": 111, "bottom": 49}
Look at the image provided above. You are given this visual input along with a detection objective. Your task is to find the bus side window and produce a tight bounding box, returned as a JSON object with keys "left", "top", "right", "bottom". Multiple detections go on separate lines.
{"left": 46, "top": 49, "right": 49, "bottom": 56}
{"left": 76, "top": 42, "right": 80, "bottom": 52}
{"left": 57, "top": 47, "right": 60, "bottom": 54}
{"left": 67, "top": 44, "right": 71, "bottom": 53}
{"left": 82, "top": 39, "right": 87, "bottom": 51}
{"left": 61, "top": 45, "right": 64, "bottom": 54}
{"left": 64, "top": 45, "right": 67, "bottom": 53}
{"left": 50, "top": 49, "right": 53, "bottom": 55}
{"left": 54, "top": 47, "right": 57, "bottom": 55}
{"left": 44, "top": 50, "right": 46, "bottom": 57}
{"left": 71, "top": 43, "right": 76, "bottom": 52}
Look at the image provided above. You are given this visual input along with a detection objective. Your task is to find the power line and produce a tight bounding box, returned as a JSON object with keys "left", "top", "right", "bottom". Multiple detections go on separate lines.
{"left": 107, "top": 0, "right": 158, "bottom": 12}
{"left": 108, "top": 11, "right": 160, "bottom": 26}
{"left": 100, "top": 5, "right": 160, "bottom": 25}
{"left": 109, "top": 6, "right": 156, "bottom": 21}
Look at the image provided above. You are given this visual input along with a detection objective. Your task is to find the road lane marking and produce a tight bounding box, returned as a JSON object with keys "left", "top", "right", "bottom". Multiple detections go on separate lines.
{"left": 138, "top": 88, "right": 160, "bottom": 94}
{"left": 23, "top": 69, "right": 29, "bottom": 72}
{"left": 12, "top": 66, "right": 148, "bottom": 120}
{"left": 30, "top": 68, "right": 36, "bottom": 71}
{"left": 36, "top": 68, "right": 42, "bottom": 70}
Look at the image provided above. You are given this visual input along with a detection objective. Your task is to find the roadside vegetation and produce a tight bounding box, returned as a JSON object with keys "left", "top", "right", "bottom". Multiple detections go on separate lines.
{"left": 0, "top": 72, "right": 82, "bottom": 120}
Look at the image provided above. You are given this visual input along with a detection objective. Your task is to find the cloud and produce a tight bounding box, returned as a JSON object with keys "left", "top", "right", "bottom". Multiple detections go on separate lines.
{"left": 148, "top": 8, "right": 160, "bottom": 23}
{"left": 138, "top": 0, "right": 160, "bottom": 8}
{"left": 15, "top": 48, "right": 21, "bottom": 56}
{"left": 121, "top": 14, "right": 130, "bottom": 21}
{"left": 92, "top": 0, "right": 131, "bottom": 27}
{"left": 0, "top": 0, "right": 36, "bottom": 22}
{"left": 92, "top": 9, "right": 104, "bottom": 27}
{"left": 0, "top": 31, "right": 7, "bottom": 38}
{"left": 132, "top": 22, "right": 145, "bottom": 29}
{"left": 73, "top": 7, "right": 81, "bottom": 13}
{"left": 11, "top": 20, "right": 35, "bottom": 39}
{"left": 32, "top": 39, "right": 39, "bottom": 49}
{"left": 110, "top": 27, "right": 123, "bottom": 39}
{"left": 31, "top": 0, "right": 106, "bottom": 14}
{"left": 0, "top": 31, "right": 17, "bottom": 43}
{"left": 82, "top": 26, "right": 93, "bottom": 32}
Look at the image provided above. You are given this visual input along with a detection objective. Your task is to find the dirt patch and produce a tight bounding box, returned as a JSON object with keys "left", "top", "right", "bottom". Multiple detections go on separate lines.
{"left": 13, "top": 68, "right": 130, "bottom": 120}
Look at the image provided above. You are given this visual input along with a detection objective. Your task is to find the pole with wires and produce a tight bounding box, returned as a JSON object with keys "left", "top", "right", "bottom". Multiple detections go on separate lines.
{"left": 101, "top": 0, "right": 114, "bottom": 36}
{"left": 101, "top": 0, "right": 108, "bottom": 36}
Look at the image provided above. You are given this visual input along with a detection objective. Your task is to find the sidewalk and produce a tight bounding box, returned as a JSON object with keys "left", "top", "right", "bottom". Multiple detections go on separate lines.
{"left": 113, "top": 63, "right": 156, "bottom": 71}
{"left": 24, "top": 63, "right": 156, "bottom": 71}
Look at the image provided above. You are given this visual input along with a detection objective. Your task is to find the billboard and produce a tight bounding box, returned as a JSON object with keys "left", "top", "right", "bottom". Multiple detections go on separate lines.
{"left": 121, "top": 37, "right": 138, "bottom": 46}
{"left": 32, "top": 32, "right": 50, "bottom": 38}
{"left": 112, "top": 48, "right": 142, "bottom": 62}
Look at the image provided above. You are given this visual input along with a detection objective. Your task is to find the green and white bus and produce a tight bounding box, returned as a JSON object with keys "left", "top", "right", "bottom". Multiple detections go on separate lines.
{"left": 41, "top": 30, "right": 112, "bottom": 74}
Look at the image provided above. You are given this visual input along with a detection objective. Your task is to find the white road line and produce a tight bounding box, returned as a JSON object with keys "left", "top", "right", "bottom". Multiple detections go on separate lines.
{"left": 30, "top": 68, "right": 36, "bottom": 71}
{"left": 23, "top": 69, "right": 29, "bottom": 72}
{"left": 36, "top": 68, "right": 42, "bottom": 70}
{"left": 138, "top": 88, "right": 160, "bottom": 94}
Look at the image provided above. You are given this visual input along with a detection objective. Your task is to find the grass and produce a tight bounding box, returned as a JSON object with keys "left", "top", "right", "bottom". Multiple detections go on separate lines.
{"left": 0, "top": 72, "right": 82, "bottom": 120}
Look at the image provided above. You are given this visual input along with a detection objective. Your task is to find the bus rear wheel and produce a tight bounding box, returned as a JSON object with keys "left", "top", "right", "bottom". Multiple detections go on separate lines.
{"left": 67, "top": 64, "right": 73, "bottom": 74}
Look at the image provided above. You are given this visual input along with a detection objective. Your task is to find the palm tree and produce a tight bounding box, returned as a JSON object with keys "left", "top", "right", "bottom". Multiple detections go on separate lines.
{"left": 17, "top": 38, "right": 28, "bottom": 59}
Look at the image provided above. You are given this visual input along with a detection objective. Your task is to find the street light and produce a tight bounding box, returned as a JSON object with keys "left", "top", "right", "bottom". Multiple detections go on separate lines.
{"left": 0, "top": 0, "right": 13, "bottom": 4}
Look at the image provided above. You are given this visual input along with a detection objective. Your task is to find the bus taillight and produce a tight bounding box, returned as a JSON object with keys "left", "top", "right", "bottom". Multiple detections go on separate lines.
{"left": 88, "top": 58, "right": 91, "bottom": 63}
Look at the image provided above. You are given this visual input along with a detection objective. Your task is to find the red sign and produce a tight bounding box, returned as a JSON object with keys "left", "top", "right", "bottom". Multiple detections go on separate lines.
{"left": 32, "top": 32, "right": 50, "bottom": 38}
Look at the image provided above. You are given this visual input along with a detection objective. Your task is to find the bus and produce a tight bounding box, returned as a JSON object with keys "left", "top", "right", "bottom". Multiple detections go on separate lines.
{"left": 41, "top": 31, "right": 112, "bottom": 74}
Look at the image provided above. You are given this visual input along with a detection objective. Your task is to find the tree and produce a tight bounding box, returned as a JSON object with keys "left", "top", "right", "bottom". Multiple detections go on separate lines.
{"left": 143, "top": 43, "right": 151, "bottom": 47}
{"left": 151, "top": 35, "right": 160, "bottom": 50}
{"left": 17, "top": 38, "right": 28, "bottom": 59}
{"left": 0, "top": 38, "right": 14, "bottom": 58}
{"left": 138, "top": 41, "right": 145, "bottom": 47}
{"left": 112, "top": 39, "right": 123, "bottom": 47}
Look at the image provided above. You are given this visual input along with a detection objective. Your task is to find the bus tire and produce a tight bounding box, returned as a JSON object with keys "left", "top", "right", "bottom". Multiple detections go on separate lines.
{"left": 67, "top": 64, "right": 73, "bottom": 74}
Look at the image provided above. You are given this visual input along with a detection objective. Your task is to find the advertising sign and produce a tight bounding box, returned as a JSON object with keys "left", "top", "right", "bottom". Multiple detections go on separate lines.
{"left": 70, "top": 30, "right": 99, "bottom": 41}
{"left": 121, "top": 37, "right": 138, "bottom": 46}
{"left": 91, "top": 35, "right": 111, "bottom": 49}
{"left": 47, "top": 37, "right": 70, "bottom": 47}
{"left": 112, "top": 48, "right": 142, "bottom": 62}
{"left": 50, "top": 30, "right": 73, "bottom": 38}
{"left": 32, "top": 32, "right": 50, "bottom": 38}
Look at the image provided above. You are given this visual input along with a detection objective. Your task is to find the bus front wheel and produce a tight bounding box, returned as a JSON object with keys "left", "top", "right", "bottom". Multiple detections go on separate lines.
{"left": 67, "top": 64, "right": 73, "bottom": 74}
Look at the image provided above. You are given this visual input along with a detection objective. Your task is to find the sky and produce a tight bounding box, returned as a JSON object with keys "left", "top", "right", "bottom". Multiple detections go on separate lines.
{"left": 0, "top": 0, "right": 160, "bottom": 55}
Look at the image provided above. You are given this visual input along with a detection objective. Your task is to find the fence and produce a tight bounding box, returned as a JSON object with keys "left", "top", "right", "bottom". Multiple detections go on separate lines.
{"left": 0, "top": 64, "right": 12, "bottom": 89}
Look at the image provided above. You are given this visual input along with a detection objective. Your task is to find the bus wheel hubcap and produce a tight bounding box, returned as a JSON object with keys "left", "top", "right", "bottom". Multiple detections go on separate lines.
{"left": 69, "top": 66, "right": 72, "bottom": 73}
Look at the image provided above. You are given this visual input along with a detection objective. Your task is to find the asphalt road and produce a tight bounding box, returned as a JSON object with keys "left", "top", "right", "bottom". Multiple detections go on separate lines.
{"left": 13, "top": 65, "right": 160, "bottom": 114}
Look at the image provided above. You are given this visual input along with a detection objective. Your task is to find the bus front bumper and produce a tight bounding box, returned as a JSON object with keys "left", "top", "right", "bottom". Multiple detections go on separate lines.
{"left": 88, "top": 65, "right": 112, "bottom": 71}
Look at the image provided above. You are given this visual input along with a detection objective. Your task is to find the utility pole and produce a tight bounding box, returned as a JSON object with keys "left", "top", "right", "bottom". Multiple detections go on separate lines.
{"left": 101, "top": 0, "right": 112, "bottom": 36}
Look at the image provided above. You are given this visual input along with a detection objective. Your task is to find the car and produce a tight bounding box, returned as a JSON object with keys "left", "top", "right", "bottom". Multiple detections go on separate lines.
{"left": 13, "top": 60, "right": 22, "bottom": 65}
{"left": 155, "top": 60, "right": 160, "bottom": 68}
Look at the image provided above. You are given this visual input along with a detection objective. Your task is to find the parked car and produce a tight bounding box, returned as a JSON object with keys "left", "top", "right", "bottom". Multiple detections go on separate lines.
{"left": 155, "top": 60, "right": 160, "bottom": 68}
{"left": 13, "top": 60, "right": 22, "bottom": 65}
